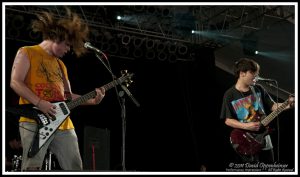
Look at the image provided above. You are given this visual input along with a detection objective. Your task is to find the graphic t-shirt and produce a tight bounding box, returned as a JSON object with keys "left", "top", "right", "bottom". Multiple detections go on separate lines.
{"left": 220, "top": 85, "right": 275, "bottom": 149}
{"left": 18, "top": 45, "right": 74, "bottom": 130}
{"left": 231, "top": 92, "right": 263, "bottom": 123}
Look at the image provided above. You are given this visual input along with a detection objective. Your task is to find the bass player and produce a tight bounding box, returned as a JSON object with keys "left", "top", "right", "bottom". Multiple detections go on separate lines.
{"left": 220, "top": 58, "right": 294, "bottom": 163}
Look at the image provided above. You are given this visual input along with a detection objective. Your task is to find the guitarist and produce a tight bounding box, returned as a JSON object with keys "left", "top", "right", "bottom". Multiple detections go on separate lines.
{"left": 220, "top": 58, "right": 294, "bottom": 163}
{"left": 9, "top": 7, "right": 105, "bottom": 171}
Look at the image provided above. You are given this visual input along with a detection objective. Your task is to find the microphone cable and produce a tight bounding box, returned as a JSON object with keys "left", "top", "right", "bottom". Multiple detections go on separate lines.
{"left": 95, "top": 51, "right": 123, "bottom": 109}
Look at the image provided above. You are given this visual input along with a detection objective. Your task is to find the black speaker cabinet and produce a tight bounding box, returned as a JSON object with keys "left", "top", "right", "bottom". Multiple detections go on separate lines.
{"left": 83, "top": 126, "right": 110, "bottom": 171}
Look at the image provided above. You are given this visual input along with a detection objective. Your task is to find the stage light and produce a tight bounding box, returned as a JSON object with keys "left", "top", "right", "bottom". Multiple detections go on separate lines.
{"left": 178, "top": 44, "right": 188, "bottom": 55}
{"left": 108, "top": 43, "right": 119, "bottom": 54}
{"left": 146, "top": 39, "right": 155, "bottom": 49}
{"left": 145, "top": 50, "right": 156, "bottom": 60}
{"left": 158, "top": 52, "right": 167, "bottom": 61}
{"left": 121, "top": 35, "right": 131, "bottom": 45}
{"left": 133, "top": 48, "right": 143, "bottom": 58}
{"left": 147, "top": 6, "right": 156, "bottom": 14}
{"left": 117, "top": 16, "right": 122, "bottom": 20}
{"left": 101, "top": 43, "right": 109, "bottom": 51}
{"left": 133, "top": 37, "right": 144, "bottom": 47}
{"left": 120, "top": 46, "right": 129, "bottom": 56}
{"left": 12, "top": 15, "right": 24, "bottom": 29}
{"left": 29, "top": 31, "right": 41, "bottom": 40}
{"left": 156, "top": 41, "right": 166, "bottom": 51}
{"left": 168, "top": 54, "right": 177, "bottom": 63}
{"left": 168, "top": 44, "right": 177, "bottom": 54}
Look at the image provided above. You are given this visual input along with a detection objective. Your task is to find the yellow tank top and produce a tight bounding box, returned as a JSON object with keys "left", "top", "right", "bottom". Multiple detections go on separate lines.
{"left": 19, "top": 45, "right": 74, "bottom": 130}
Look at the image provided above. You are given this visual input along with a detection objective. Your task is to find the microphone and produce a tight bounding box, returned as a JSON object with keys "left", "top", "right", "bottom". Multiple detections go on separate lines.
{"left": 255, "top": 76, "right": 276, "bottom": 82}
{"left": 84, "top": 42, "right": 103, "bottom": 54}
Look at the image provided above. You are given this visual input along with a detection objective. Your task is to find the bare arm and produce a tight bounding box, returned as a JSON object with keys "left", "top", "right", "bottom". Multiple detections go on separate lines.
{"left": 10, "top": 48, "right": 40, "bottom": 106}
{"left": 225, "top": 118, "right": 260, "bottom": 131}
{"left": 10, "top": 48, "right": 56, "bottom": 117}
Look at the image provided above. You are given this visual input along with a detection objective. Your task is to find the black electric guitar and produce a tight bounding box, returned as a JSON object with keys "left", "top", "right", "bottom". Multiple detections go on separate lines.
{"left": 6, "top": 71, "right": 133, "bottom": 158}
{"left": 230, "top": 98, "right": 292, "bottom": 156}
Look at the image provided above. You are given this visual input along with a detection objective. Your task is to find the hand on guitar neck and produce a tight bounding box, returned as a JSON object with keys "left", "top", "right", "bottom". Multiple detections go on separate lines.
{"left": 272, "top": 95, "right": 295, "bottom": 111}
{"left": 287, "top": 95, "right": 295, "bottom": 109}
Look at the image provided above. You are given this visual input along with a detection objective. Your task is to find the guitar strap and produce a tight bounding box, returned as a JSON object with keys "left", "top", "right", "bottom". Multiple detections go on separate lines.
{"left": 57, "top": 60, "right": 72, "bottom": 101}
{"left": 250, "top": 86, "right": 266, "bottom": 115}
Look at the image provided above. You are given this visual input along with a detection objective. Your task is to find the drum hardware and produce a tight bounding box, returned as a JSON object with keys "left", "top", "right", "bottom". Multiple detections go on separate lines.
{"left": 11, "top": 155, "right": 22, "bottom": 171}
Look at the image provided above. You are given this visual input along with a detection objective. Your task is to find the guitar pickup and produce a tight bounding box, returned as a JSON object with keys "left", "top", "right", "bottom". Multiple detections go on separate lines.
{"left": 59, "top": 103, "right": 68, "bottom": 115}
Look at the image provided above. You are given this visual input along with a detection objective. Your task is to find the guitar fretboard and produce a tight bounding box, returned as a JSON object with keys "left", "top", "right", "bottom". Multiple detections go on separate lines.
{"left": 67, "top": 74, "right": 132, "bottom": 110}
{"left": 261, "top": 99, "right": 290, "bottom": 126}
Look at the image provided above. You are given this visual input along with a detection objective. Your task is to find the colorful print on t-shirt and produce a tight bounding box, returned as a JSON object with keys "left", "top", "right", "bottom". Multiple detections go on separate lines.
{"left": 231, "top": 93, "right": 261, "bottom": 123}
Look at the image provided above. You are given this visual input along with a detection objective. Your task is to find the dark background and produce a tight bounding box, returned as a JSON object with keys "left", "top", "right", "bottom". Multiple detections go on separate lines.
{"left": 4, "top": 4, "right": 296, "bottom": 172}
{"left": 5, "top": 40, "right": 295, "bottom": 172}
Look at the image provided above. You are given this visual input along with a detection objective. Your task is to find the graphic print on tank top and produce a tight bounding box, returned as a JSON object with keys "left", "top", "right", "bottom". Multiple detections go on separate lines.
{"left": 35, "top": 56, "right": 64, "bottom": 102}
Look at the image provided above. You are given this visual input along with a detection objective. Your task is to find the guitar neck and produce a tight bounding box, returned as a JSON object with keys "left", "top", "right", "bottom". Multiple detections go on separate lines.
{"left": 261, "top": 99, "right": 290, "bottom": 126}
{"left": 66, "top": 77, "right": 125, "bottom": 110}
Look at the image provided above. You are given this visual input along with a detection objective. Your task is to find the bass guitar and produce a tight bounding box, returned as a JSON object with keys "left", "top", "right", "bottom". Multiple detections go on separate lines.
{"left": 6, "top": 71, "right": 133, "bottom": 158}
{"left": 230, "top": 98, "right": 292, "bottom": 156}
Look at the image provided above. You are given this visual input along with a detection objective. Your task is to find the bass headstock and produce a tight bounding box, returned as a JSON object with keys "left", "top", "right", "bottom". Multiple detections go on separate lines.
{"left": 120, "top": 70, "right": 134, "bottom": 87}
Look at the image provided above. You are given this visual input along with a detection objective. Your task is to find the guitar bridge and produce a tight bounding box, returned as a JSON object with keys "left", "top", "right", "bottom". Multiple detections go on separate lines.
{"left": 38, "top": 114, "right": 50, "bottom": 126}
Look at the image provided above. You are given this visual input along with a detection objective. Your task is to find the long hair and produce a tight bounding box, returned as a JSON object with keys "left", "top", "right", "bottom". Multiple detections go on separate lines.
{"left": 31, "top": 7, "right": 89, "bottom": 57}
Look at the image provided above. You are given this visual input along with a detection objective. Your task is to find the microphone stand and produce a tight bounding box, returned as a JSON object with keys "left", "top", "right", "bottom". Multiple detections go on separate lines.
{"left": 94, "top": 52, "right": 140, "bottom": 171}
{"left": 118, "top": 90, "right": 126, "bottom": 171}
{"left": 120, "top": 85, "right": 140, "bottom": 107}
{"left": 95, "top": 52, "right": 140, "bottom": 107}
{"left": 95, "top": 53, "right": 115, "bottom": 77}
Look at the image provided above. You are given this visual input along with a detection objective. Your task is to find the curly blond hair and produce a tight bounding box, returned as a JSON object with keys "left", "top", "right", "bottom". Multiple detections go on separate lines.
{"left": 32, "top": 7, "right": 89, "bottom": 57}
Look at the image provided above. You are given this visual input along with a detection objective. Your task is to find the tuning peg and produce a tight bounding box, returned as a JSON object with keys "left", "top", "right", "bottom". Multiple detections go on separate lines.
{"left": 125, "top": 80, "right": 133, "bottom": 87}
{"left": 121, "top": 70, "right": 128, "bottom": 75}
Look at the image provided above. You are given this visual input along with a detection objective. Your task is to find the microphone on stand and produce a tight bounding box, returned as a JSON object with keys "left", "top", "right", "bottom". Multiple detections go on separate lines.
{"left": 84, "top": 42, "right": 106, "bottom": 57}
{"left": 84, "top": 42, "right": 111, "bottom": 75}
{"left": 255, "top": 76, "right": 277, "bottom": 82}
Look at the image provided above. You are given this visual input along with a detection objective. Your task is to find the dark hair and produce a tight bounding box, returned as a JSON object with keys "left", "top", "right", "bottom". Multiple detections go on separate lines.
{"left": 31, "top": 7, "right": 89, "bottom": 57}
{"left": 233, "top": 58, "right": 260, "bottom": 79}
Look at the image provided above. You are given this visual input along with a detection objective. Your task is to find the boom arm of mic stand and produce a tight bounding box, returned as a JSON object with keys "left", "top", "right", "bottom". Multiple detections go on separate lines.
{"left": 95, "top": 52, "right": 140, "bottom": 107}
{"left": 266, "top": 82, "right": 294, "bottom": 96}
{"left": 95, "top": 53, "right": 115, "bottom": 77}
{"left": 120, "top": 85, "right": 140, "bottom": 107}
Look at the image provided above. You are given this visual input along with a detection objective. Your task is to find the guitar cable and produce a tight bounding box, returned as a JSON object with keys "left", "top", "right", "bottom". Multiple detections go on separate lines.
{"left": 95, "top": 52, "right": 123, "bottom": 109}
{"left": 18, "top": 124, "right": 47, "bottom": 138}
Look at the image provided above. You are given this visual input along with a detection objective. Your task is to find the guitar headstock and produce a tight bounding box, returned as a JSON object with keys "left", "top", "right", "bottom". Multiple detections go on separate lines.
{"left": 120, "top": 70, "right": 134, "bottom": 87}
